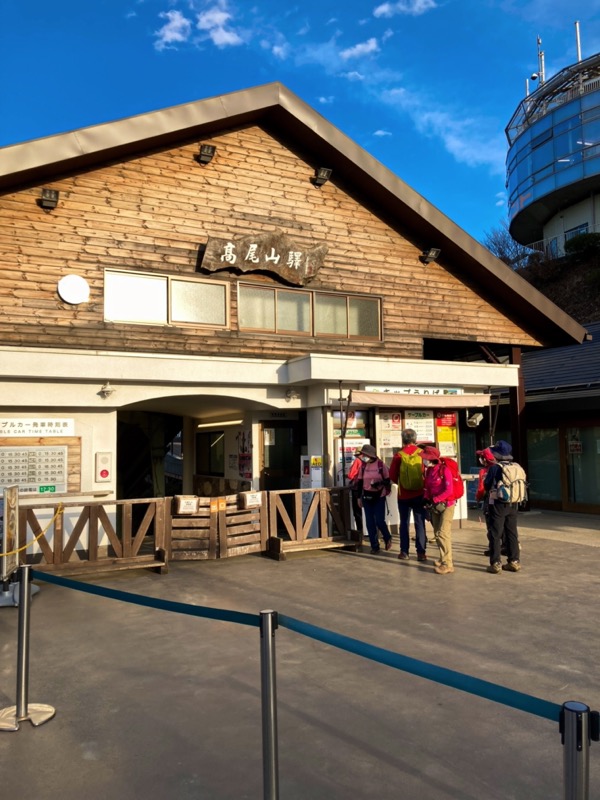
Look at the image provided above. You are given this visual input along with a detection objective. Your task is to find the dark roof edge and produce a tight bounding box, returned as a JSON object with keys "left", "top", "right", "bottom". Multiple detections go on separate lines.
{"left": 0, "top": 82, "right": 588, "bottom": 347}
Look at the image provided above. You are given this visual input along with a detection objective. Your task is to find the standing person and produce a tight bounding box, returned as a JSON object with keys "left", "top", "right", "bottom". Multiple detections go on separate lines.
{"left": 419, "top": 446, "right": 456, "bottom": 574}
{"left": 477, "top": 447, "right": 508, "bottom": 558}
{"left": 355, "top": 443, "right": 393, "bottom": 554}
{"left": 389, "top": 428, "right": 427, "bottom": 561}
{"left": 347, "top": 449, "right": 364, "bottom": 538}
{"left": 484, "top": 440, "right": 522, "bottom": 574}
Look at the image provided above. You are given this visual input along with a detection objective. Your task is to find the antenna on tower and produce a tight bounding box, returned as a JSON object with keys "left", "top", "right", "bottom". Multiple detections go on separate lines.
{"left": 536, "top": 35, "right": 546, "bottom": 85}
{"left": 575, "top": 20, "right": 582, "bottom": 62}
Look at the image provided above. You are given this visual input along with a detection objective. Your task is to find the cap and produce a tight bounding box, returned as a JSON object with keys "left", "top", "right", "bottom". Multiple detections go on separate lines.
{"left": 476, "top": 448, "right": 495, "bottom": 463}
{"left": 419, "top": 446, "right": 440, "bottom": 462}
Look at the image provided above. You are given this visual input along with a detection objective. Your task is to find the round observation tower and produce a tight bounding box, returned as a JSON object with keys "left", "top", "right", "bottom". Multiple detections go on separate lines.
{"left": 506, "top": 49, "right": 600, "bottom": 257}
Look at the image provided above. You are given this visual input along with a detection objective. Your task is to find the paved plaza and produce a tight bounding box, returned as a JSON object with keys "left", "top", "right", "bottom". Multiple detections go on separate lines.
{"left": 1, "top": 510, "right": 599, "bottom": 799}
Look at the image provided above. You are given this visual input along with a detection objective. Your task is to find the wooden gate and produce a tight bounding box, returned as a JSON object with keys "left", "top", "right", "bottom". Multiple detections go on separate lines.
{"left": 169, "top": 493, "right": 268, "bottom": 561}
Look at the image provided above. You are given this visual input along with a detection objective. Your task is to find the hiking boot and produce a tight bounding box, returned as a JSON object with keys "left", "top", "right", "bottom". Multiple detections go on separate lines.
{"left": 434, "top": 563, "right": 454, "bottom": 574}
{"left": 398, "top": 551, "right": 409, "bottom": 560}
{"left": 417, "top": 553, "right": 427, "bottom": 562}
{"left": 370, "top": 548, "right": 381, "bottom": 555}
{"left": 487, "top": 562, "right": 502, "bottom": 574}
{"left": 384, "top": 538, "right": 393, "bottom": 551}
{"left": 502, "top": 561, "right": 521, "bottom": 572}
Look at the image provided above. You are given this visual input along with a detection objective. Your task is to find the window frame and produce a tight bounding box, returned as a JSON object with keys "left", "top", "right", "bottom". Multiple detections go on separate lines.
{"left": 237, "top": 281, "right": 382, "bottom": 341}
{"left": 104, "top": 268, "right": 230, "bottom": 329}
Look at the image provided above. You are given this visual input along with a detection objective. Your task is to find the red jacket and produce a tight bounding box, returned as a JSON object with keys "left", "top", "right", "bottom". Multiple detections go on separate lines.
{"left": 389, "top": 444, "right": 423, "bottom": 500}
{"left": 423, "top": 462, "right": 455, "bottom": 506}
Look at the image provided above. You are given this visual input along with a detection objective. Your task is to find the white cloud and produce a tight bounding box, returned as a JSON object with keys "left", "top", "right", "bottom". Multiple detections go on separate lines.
{"left": 318, "top": 96, "right": 335, "bottom": 104}
{"left": 154, "top": 10, "right": 192, "bottom": 51}
{"left": 340, "top": 37, "right": 379, "bottom": 60}
{"left": 374, "top": 0, "right": 437, "bottom": 18}
{"left": 374, "top": 129, "right": 392, "bottom": 136}
{"left": 495, "top": 191, "right": 506, "bottom": 208}
{"left": 196, "top": 1, "right": 243, "bottom": 48}
{"left": 341, "top": 71, "right": 365, "bottom": 80}
{"left": 382, "top": 28, "right": 394, "bottom": 41}
{"left": 383, "top": 87, "right": 506, "bottom": 173}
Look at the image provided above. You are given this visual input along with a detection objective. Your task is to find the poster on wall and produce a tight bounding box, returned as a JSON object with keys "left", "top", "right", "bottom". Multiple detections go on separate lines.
{"left": 336, "top": 438, "right": 369, "bottom": 485}
{"left": 436, "top": 412, "right": 458, "bottom": 457}
{"left": 238, "top": 430, "right": 252, "bottom": 479}
{"left": 379, "top": 412, "right": 404, "bottom": 448}
{"left": 404, "top": 410, "right": 435, "bottom": 443}
{"left": 332, "top": 410, "right": 367, "bottom": 438}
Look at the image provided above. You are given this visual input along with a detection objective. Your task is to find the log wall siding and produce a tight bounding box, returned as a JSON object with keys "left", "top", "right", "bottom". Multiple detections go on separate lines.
{"left": 0, "top": 124, "right": 540, "bottom": 358}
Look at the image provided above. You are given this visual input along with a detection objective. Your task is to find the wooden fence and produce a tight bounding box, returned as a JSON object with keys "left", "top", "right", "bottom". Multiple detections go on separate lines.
{"left": 13, "top": 488, "right": 357, "bottom": 574}
{"left": 18, "top": 498, "right": 169, "bottom": 575}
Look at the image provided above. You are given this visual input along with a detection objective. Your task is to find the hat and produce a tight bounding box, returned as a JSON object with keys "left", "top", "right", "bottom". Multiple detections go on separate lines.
{"left": 357, "top": 443, "right": 378, "bottom": 459}
{"left": 476, "top": 447, "right": 495, "bottom": 464}
{"left": 419, "top": 446, "right": 440, "bottom": 462}
{"left": 490, "top": 440, "right": 512, "bottom": 458}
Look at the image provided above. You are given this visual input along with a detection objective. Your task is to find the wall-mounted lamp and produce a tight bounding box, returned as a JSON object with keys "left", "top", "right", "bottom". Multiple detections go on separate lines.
{"left": 312, "top": 167, "right": 332, "bottom": 187}
{"left": 419, "top": 247, "right": 441, "bottom": 264}
{"left": 98, "top": 382, "right": 116, "bottom": 399}
{"left": 195, "top": 144, "right": 217, "bottom": 165}
{"left": 39, "top": 188, "right": 59, "bottom": 210}
{"left": 285, "top": 389, "right": 300, "bottom": 401}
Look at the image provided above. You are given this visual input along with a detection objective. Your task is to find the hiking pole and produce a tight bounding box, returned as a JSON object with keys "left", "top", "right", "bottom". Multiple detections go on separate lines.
{"left": 260, "top": 610, "right": 279, "bottom": 800}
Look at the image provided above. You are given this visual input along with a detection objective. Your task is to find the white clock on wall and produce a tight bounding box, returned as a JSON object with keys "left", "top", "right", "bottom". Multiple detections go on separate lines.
{"left": 57, "top": 274, "right": 90, "bottom": 305}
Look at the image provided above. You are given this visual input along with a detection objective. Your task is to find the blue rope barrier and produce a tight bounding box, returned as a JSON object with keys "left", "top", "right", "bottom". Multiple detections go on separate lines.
{"left": 30, "top": 569, "right": 562, "bottom": 722}
{"left": 278, "top": 613, "right": 562, "bottom": 723}
{"left": 30, "top": 569, "right": 259, "bottom": 628}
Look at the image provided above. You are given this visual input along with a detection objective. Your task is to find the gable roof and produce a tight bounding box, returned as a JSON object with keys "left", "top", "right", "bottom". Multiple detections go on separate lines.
{"left": 0, "top": 82, "right": 588, "bottom": 348}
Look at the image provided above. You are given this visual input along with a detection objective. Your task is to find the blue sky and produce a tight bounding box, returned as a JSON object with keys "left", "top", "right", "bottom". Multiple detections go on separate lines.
{"left": 2, "top": 1, "right": 600, "bottom": 243}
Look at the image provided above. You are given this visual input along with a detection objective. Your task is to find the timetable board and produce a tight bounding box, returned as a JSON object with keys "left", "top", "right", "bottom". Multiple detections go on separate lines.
{"left": 0, "top": 446, "right": 68, "bottom": 494}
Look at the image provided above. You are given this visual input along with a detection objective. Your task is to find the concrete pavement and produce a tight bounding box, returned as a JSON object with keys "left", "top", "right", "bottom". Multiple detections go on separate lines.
{"left": 1, "top": 509, "right": 599, "bottom": 799}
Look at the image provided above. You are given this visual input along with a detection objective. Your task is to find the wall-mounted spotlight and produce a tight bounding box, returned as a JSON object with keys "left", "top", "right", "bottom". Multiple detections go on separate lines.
{"left": 312, "top": 167, "right": 332, "bottom": 187}
{"left": 419, "top": 247, "right": 441, "bottom": 264}
{"left": 195, "top": 144, "right": 217, "bottom": 165}
{"left": 285, "top": 388, "right": 300, "bottom": 401}
{"left": 39, "top": 188, "right": 59, "bottom": 210}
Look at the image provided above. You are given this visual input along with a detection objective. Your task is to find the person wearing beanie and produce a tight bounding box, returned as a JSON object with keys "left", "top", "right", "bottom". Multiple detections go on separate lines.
{"left": 389, "top": 428, "right": 427, "bottom": 561}
{"left": 355, "top": 444, "right": 393, "bottom": 554}
{"left": 484, "top": 440, "right": 522, "bottom": 573}
{"left": 420, "top": 446, "right": 456, "bottom": 574}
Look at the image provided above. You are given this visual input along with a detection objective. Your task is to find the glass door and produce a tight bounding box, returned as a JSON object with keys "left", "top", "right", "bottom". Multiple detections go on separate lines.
{"left": 565, "top": 426, "right": 600, "bottom": 511}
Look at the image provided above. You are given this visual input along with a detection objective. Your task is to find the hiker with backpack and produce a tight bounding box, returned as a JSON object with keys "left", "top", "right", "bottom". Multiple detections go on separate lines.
{"left": 419, "top": 446, "right": 457, "bottom": 575}
{"left": 354, "top": 443, "right": 393, "bottom": 555}
{"left": 483, "top": 440, "right": 526, "bottom": 574}
{"left": 389, "top": 428, "right": 428, "bottom": 561}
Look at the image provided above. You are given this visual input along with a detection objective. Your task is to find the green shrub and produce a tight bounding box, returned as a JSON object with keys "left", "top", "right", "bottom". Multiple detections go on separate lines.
{"left": 564, "top": 233, "right": 600, "bottom": 262}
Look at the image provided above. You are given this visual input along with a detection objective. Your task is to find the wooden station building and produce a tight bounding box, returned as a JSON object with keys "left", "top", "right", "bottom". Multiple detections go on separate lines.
{"left": 0, "top": 83, "right": 588, "bottom": 517}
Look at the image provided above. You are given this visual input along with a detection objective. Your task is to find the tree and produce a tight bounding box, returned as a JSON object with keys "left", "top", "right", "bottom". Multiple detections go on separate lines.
{"left": 482, "top": 219, "right": 534, "bottom": 270}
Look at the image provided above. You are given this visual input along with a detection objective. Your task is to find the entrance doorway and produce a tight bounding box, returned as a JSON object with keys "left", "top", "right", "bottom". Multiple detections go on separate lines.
{"left": 259, "top": 420, "right": 302, "bottom": 491}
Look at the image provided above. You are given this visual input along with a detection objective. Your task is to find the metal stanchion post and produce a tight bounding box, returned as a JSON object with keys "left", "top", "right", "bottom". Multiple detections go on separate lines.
{"left": 0, "top": 565, "right": 55, "bottom": 731}
{"left": 260, "top": 610, "right": 279, "bottom": 800}
{"left": 561, "top": 700, "right": 590, "bottom": 800}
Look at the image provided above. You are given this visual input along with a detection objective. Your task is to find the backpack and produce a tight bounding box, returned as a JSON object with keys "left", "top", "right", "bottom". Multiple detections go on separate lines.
{"left": 440, "top": 457, "right": 464, "bottom": 500}
{"left": 399, "top": 448, "right": 424, "bottom": 491}
{"left": 496, "top": 462, "right": 527, "bottom": 504}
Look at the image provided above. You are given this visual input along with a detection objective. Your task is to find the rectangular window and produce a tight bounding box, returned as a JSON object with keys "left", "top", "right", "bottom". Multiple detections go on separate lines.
{"left": 238, "top": 283, "right": 381, "bottom": 340}
{"left": 196, "top": 431, "right": 225, "bottom": 476}
{"left": 565, "top": 223, "right": 589, "bottom": 241}
{"left": 104, "top": 270, "right": 229, "bottom": 328}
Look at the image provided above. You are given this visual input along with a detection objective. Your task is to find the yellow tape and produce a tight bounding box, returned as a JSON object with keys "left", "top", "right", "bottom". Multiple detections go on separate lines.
{"left": 0, "top": 504, "right": 64, "bottom": 557}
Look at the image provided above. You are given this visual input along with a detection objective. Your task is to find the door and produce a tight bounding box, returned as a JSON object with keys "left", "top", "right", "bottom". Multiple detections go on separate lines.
{"left": 260, "top": 421, "right": 302, "bottom": 491}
